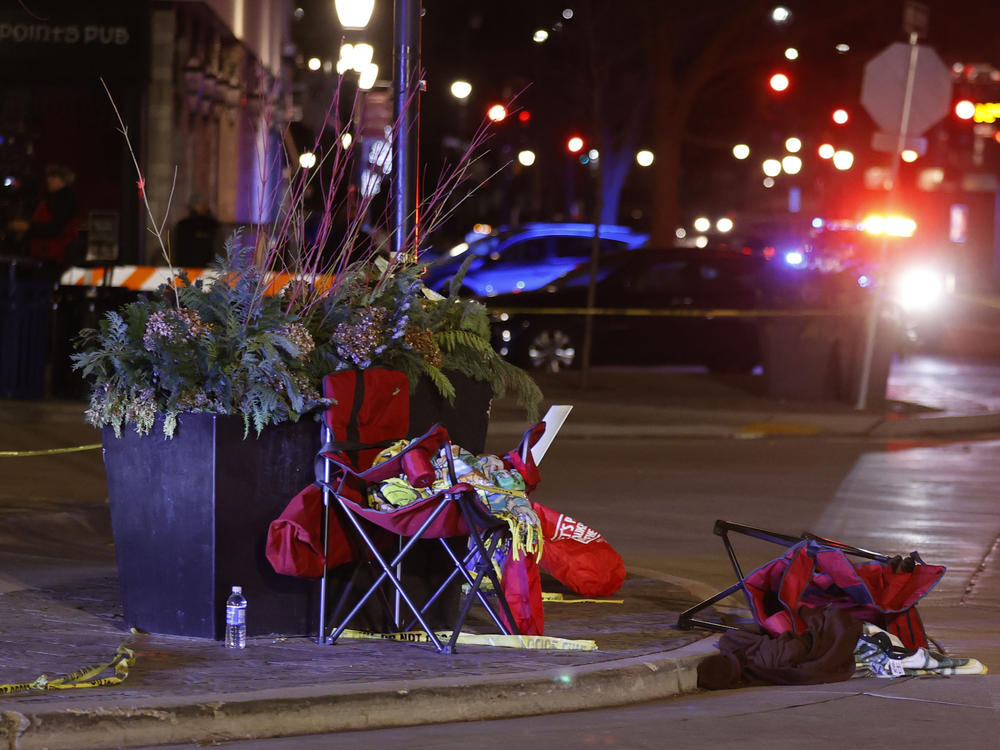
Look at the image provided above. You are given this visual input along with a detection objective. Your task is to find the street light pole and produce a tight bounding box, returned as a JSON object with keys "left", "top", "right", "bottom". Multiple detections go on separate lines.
{"left": 393, "top": 0, "right": 419, "bottom": 259}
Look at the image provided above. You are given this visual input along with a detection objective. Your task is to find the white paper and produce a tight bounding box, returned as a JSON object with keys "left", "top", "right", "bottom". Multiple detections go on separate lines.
{"left": 529, "top": 405, "right": 573, "bottom": 466}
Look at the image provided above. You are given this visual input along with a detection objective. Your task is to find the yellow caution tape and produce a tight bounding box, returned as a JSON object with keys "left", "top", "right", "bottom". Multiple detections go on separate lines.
{"left": 738, "top": 422, "right": 822, "bottom": 437}
{"left": 542, "top": 592, "right": 624, "bottom": 604}
{"left": 0, "top": 645, "right": 135, "bottom": 695}
{"left": 491, "top": 306, "right": 862, "bottom": 319}
{"left": 0, "top": 443, "right": 102, "bottom": 457}
{"left": 339, "top": 628, "right": 598, "bottom": 651}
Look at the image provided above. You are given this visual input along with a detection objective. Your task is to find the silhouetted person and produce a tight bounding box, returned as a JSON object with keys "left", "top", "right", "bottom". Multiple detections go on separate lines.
{"left": 172, "top": 193, "right": 219, "bottom": 267}
{"left": 7, "top": 164, "right": 79, "bottom": 268}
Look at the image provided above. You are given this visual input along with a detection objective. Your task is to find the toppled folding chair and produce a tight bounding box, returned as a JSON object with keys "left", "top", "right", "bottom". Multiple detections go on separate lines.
{"left": 677, "top": 520, "right": 945, "bottom": 650}
{"left": 311, "top": 368, "right": 543, "bottom": 654}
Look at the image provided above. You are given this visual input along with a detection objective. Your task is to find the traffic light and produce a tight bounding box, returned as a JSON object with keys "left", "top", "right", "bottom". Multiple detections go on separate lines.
{"left": 566, "top": 135, "right": 584, "bottom": 153}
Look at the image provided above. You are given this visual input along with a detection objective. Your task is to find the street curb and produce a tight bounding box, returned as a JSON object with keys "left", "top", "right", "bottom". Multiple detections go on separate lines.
{"left": 1, "top": 638, "right": 718, "bottom": 750}
{"left": 868, "top": 411, "right": 1000, "bottom": 437}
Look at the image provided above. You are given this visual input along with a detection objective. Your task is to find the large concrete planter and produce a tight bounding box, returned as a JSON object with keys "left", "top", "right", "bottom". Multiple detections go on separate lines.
{"left": 102, "top": 372, "right": 494, "bottom": 639}
{"left": 102, "top": 414, "right": 321, "bottom": 639}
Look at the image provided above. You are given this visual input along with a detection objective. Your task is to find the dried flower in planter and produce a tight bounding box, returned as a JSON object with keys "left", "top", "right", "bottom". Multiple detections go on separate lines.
{"left": 73, "top": 79, "right": 541, "bottom": 437}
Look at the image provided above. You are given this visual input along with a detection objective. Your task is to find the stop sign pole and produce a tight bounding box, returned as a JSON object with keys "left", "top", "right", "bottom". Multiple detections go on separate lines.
{"left": 855, "top": 35, "right": 919, "bottom": 411}
{"left": 855, "top": 31, "right": 951, "bottom": 410}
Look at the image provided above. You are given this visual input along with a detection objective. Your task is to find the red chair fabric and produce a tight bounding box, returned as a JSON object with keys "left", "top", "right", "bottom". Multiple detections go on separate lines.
{"left": 327, "top": 423, "right": 480, "bottom": 539}
{"left": 322, "top": 368, "right": 410, "bottom": 470}
{"left": 531, "top": 501, "right": 626, "bottom": 597}
{"left": 265, "top": 483, "right": 354, "bottom": 579}
{"left": 742, "top": 540, "right": 944, "bottom": 649}
{"left": 500, "top": 549, "right": 545, "bottom": 635}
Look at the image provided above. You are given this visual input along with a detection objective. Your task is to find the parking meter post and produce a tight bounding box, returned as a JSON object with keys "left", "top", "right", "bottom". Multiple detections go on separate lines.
{"left": 856, "top": 32, "right": 920, "bottom": 410}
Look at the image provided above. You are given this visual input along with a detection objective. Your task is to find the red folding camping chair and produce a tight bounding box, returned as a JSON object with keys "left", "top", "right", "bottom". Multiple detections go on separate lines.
{"left": 308, "top": 368, "right": 543, "bottom": 653}
{"left": 677, "top": 520, "right": 946, "bottom": 650}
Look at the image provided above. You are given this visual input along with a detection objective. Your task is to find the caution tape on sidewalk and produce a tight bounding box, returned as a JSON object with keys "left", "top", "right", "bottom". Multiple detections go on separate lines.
{"left": 0, "top": 443, "right": 102, "bottom": 457}
{"left": 542, "top": 592, "right": 624, "bottom": 604}
{"left": 339, "top": 628, "right": 599, "bottom": 651}
{"left": 0, "top": 645, "right": 135, "bottom": 695}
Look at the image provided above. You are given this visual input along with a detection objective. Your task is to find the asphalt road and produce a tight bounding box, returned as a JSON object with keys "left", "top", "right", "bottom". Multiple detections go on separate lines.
{"left": 146, "top": 678, "right": 998, "bottom": 750}
{"left": 143, "top": 427, "right": 1000, "bottom": 749}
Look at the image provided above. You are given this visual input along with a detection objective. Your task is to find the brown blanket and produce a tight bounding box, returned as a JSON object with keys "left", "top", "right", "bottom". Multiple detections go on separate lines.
{"left": 697, "top": 605, "right": 863, "bottom": 689}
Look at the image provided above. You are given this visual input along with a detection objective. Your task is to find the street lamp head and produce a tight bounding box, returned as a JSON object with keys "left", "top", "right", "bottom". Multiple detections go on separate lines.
{"left": 353, "top": 43, "right": 374, "bottom": 68}
{"left": 357, "top": 62, "right": 379, "bottom": 90}
{"left": 771, "top": 6, "right": 791, "bottom": 23}
{"left": 450, "top": 80, "right": 472, "bottom": 99}
{"left": 337, "top": 43, "right": 357, "bottom": 74}
{"left": 335, "top": 0, "right": 375, "bottom": 30}
{"left": 762, "top": 158, "right": 782, "bottom": 177}
{"left": 781, "top": 155, "right": 802, "bottom": 175}
{"left": 832, "top": 150, "right": 854, "bottom": 170}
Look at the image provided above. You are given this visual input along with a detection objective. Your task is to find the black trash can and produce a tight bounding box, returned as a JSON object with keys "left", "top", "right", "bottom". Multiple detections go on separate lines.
{"left": 0, "top": 258, "right": 56, "bottom": 399}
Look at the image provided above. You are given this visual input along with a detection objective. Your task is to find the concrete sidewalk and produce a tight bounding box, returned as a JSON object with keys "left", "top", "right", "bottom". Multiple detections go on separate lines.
{"left": 1, "top": 362, "right": 998, "bottom": 750}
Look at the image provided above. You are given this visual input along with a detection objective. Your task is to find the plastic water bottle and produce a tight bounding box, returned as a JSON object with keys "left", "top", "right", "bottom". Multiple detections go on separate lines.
{"left": 224, "top": 585, "right": 247, "bottom": 649}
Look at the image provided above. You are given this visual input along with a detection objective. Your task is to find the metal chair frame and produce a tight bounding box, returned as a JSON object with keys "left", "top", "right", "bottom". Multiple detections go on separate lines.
{"left": 316, "top": 424, "right": 522, "bottom": 654}
{"left": 677, "top": 519, "right": 892, "bottom": 633}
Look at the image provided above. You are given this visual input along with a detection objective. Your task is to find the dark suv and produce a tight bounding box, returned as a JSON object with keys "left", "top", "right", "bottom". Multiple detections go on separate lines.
{"left": 488, "top": 246, "right": 866, "bottom": 372}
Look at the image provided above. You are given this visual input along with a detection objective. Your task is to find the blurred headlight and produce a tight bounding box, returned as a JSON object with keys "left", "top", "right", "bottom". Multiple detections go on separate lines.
{"left": 784, "top": 250, "right": 805, "bottom": 266}
{"left": 895, "top": 267, "right": 945, "bottom": 311}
